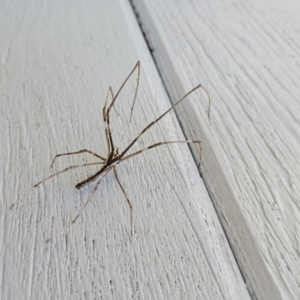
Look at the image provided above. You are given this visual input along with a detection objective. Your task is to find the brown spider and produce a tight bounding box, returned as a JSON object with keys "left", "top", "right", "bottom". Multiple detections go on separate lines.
{"left": 10, "top": 61, "right": 211, "bottom": 241}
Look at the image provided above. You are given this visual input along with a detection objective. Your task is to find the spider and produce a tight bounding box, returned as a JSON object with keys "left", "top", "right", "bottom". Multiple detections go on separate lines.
{"left": 10, "top": 61, "right": 211, "bottom": 241}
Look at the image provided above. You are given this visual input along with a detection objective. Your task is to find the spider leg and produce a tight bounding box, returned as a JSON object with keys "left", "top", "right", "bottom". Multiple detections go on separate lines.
{"left": 107, "top": 61, "right": 140, "bottom": 123}
{"left": 51, "top": 149, "right": 105, "bottom": 167}
{"left": 103, "top": 86, "right": 114, "bottom": 156}
{"left": 201, "top": 85, "right": 211, "bottom": 123}
{"left": 46, "top": 167, "right": 112, "bottom": 242}
{"left": 103, "top": 62, "right": 140, "bottom": 157}
{"left": 113, "top": 166, "right": 133, "bottom": 236}
{"left": 102, "top": 62, "right": 141, "bottom": 158}
{"left": 120, "top": 140, "right": 202, "bottom": 166}
{"left": 120, "top": 84, "right": 210, "bottom": 159}
{"left": 10, "top": 161, "right": 104, "bottom": 209}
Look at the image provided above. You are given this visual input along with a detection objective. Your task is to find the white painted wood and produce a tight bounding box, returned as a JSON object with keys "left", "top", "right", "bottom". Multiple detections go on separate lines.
{"left": 0, "top": 0, "right": 249, "bottom": 299}
{"left": 132, "top": 0, "right": 300, "bottom": 298}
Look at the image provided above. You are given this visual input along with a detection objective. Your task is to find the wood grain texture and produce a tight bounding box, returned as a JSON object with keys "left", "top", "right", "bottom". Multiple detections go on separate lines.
{"left": 131, "top": 0, "right": 300, "bottom": 298}
{"left": 0, "top": 0, "right": 249, "bottom": 299}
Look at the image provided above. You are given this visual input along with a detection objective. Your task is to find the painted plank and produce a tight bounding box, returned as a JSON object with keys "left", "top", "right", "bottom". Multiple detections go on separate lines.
{"left": 0, "top": 0, "right": 249, "bottom": 299}
{"left": 131, "top": 0, "right": 300, "bottom": 298}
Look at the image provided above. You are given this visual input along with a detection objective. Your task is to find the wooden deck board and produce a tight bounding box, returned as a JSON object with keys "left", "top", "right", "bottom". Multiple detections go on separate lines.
{"left": 0, "top": 0, "right": 249, "bottom": 299}
{"left": 132, "top": 0, "right": 300, "bottom": 298}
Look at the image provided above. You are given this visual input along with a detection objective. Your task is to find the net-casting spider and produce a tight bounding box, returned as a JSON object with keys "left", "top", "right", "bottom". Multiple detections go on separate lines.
{"left": 10, "top": 61, "right": 211, "bottom": 242}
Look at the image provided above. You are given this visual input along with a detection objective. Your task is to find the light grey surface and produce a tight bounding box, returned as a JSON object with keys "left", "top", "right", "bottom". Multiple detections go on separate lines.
{"left": 0, "top": 0, "right": 249, "bottom": 299}
{"left": 132, "top": 0, "right": 300, "bottom": 298}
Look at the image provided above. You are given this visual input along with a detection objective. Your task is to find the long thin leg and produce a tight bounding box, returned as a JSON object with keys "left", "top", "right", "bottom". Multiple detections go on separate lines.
{"left": 10, "top": 161, "right": 104, "bottom": 209}
{"left": 113, "top": 166, "right": 133, "bottom": 236}
{"left": 120, "top": 140, "right": 202, "bottom": 165}
{"left": 201, "top": 85, "right": 211, "bottom": 123}
{"left": 120, "top": 84, "right": 210, "bottom": 159}
{"left": 51, "top": 149, "right": 105, "bottom": 167}
{"left": 46, "top": 167, "right": 112, "bottom": 242}
{"left": 103, "top": 86, "right": 114, "bottom": 155}
{"left": 108, "top": 61, "right": 140, "bottom": 122}
{"left": 104, "top": 62, "right": 140, "bottom": 155}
